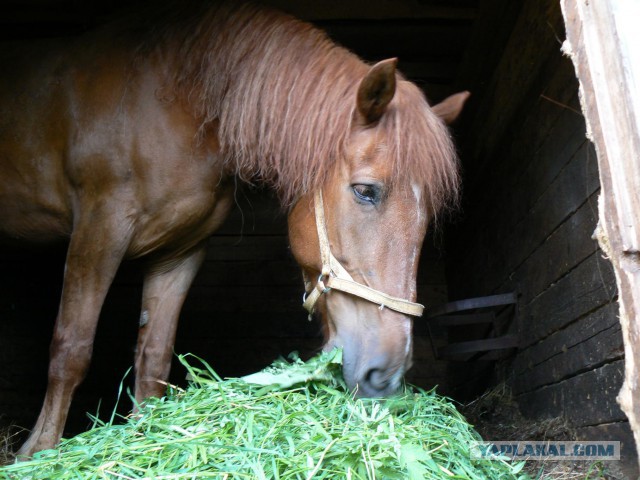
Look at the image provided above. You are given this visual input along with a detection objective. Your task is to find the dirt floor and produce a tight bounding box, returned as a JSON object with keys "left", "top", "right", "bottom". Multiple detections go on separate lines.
{"left": 461, "top": 383, "right": 626, "bottom": 479}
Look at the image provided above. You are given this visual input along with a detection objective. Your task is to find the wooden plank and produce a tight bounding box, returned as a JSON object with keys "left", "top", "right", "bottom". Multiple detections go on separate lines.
{"left": 446, "top": 62, "right": 589, "bottom": 301}
{"left": 443, "top": 361, "right": 495, "bottom": 400}
{"left": 418, "top": 284, "right": 448, "bottom": 308}
{"left": 513, "top": 302, "right": 619, "bottom": 376}
{"left": 395, "top": 60, "right": 460, "bottom": 83}
{"left": 262, "top": 0, "right": 478, "bottom": 21}
{"left": 184, "top": 285, "right": 302, "bottom": 313}
{"left": 195, "top": 260, "right": 302, "bottom": 287}
{"left": 522, "top": 252, "right": 617, "bottom": 347}
{"left": 520, "top": 98, "right": 587, "bottom": 205}
{"left": 176, "top": 311, "right": 320, "bottom": 339}
{"left": 174, "top": 284, "right": 449, "bottom": 315}
{"left": 465, "top": 49, "right": 582, "bottom": 195}
{"left": 561, "top": 0, "right": 640, "bottom": 252}
{"left": 215, "top": 190, "right": 287, "bottom": 236}
{"left": 517, "top": 360, "right": 627, "bottom": 428}
{"left": 430, "top": 312, "right": 495, "bottom": 326}
{"left": 488, "top": 93, "right": 587, "bottom": 241}
{"left": 504, "top": 140, "right": 599, "bottom": 283}
{"left": 562, "top": 1, "right": 640, "bottom": 466}
{"left": 499, "top": 66, "right": 582, "bottom": 185}
{"left": 318, "top": 20, "right": 472, "bottom": 61}
{"left": 205, "top": 236, "right": 292, "bottom": 261}
{"left": 465, "top": 139, "right": 600, "bottom": 299}
{"left": 513, "top": 319, "right": 622, "bottom": 394}
{"left": 498, "top": 192, "right": 599, "bottom": 306}
{"left": 466, "top": 0, "right": 566, "bottom": 163}
{"left": 175, "top": 336, "right": 323, "bottom": 377}
{"left": 438, "top": 335, "right": 518, "bottom": 357}
{"left": 453, "top": 0, "right": 523, "bottom": 102}
{"left": 454, "top": 59, "right": 583, "bottom": 258}
{"left": 427, "top": 292, "right": 516, "bottom": 316}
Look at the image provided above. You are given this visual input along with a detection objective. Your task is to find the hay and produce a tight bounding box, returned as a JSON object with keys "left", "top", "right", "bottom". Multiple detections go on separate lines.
{"left": 462, "top": 383, "right": 575, "bottom": 443}
{"left": 0, "top": 350, "right": 527, "bottom": 479}
{"left": 0, "top": 424, "right": 22, "bottom": 467}
{"left": 462, "top": 383, "right": 618, "bottom": 480}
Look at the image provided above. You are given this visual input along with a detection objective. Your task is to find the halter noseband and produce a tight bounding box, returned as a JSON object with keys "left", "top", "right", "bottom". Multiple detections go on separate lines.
{"left": 302, "top": 190, "right": 425, "bottom": 319}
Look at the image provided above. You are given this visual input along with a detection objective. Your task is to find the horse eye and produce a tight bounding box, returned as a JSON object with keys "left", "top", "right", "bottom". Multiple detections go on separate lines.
{"left": 352, "top": 184, "right": 380, "bottom": 205}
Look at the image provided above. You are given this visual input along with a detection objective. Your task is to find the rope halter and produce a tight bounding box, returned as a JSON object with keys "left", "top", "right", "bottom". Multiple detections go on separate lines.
{"left": 302, "top": 190, "right": 425, "bottom": 319}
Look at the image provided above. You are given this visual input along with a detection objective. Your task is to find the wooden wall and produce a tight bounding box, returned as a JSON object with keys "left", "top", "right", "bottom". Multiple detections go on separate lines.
{"left": 446, "top": 0, "right": 636, "bottom": 474}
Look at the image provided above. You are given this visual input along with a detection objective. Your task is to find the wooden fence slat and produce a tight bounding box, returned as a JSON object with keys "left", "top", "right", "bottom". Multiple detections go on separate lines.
{"left": 562, "top": 0, "right": 640, "bottom": 468}
{"left": 517, "top": 360, "right": 627, "bottom": 428}
{"left": 521, "top": 251, "right": 616, "bottom": 347}
{"left": 513, "top": 321, "right": 622, "bottom": 395}
{"left": 513, "top": 302, "right": 619, "bottom": 378}
{"left": 499, "top": 192, "right": 600, "bottom": 306}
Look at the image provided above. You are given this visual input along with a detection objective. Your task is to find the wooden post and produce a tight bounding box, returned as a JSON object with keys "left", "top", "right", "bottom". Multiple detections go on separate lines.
{"left": 561, "top": 0, "right": 640, "bottom": 468}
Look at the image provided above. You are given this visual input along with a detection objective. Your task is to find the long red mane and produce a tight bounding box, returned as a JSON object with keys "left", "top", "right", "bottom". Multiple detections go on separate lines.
{"left": 133, "top": 1, "right": 459, "bottom": 211}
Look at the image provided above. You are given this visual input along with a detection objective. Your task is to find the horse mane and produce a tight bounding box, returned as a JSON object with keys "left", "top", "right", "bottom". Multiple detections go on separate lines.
{"left": 136, "top": 1, "right": 459, "bottom": 213}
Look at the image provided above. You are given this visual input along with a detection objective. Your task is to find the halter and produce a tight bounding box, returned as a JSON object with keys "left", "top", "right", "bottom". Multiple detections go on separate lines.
{"left": 302, "top": 190, "right": 425, "bottom": 319}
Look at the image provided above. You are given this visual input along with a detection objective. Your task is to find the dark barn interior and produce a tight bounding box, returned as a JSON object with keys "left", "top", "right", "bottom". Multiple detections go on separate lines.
{"left": 1, "top": 0, "right": 637, "bottom": 476}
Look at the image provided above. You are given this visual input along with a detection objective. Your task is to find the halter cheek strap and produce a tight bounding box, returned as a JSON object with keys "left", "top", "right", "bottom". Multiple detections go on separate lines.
{"left": 302, "top": 190, "right": 425, "bottom": 319}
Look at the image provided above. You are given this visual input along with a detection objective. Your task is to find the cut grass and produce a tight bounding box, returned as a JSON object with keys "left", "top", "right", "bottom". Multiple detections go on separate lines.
{"left": 0, "top": 350, "right": 528, "bottom": 479}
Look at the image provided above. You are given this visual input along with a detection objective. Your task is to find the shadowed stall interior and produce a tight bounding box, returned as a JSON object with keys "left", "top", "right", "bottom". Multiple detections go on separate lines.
{"left": 0, "top": 0, "right": 636, "bottom": 476}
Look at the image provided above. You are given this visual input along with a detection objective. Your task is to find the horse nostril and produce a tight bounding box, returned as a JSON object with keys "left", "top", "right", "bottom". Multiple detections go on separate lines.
{"left": 364, "top": 368, "right": 391, "bottom": 393}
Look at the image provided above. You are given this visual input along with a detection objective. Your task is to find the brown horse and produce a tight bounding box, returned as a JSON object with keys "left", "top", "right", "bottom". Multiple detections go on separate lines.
{"left": 0, "top": 2, "right": 467, "bottom": 456}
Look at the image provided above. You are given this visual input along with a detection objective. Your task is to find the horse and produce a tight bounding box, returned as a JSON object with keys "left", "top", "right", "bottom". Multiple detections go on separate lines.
{"left": 0, "top": 1, "right": 467, "bottom": 457}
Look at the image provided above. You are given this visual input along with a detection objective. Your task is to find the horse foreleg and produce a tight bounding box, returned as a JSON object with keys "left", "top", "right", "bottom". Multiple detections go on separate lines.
{"left": 17, "top": 216, "right": 131, "bottom": 458}
{"left": 134, "top": 246, "right": 207, "bottom": 403}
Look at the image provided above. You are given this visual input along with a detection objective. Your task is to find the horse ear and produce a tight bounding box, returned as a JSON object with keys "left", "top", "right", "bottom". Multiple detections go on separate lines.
{"left": 431, "top": 91, "right": 471, "bottom": 125}
{"left": 356, "top": 58, "right": 397, "bottom": 124}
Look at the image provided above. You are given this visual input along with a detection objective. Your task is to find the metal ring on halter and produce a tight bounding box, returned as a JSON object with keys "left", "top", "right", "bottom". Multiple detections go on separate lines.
{"left": 302, "top": 273, "right": 331, "bottom": 303}
{"left": 318, "top": 273, "right": 332, "bottom": 294}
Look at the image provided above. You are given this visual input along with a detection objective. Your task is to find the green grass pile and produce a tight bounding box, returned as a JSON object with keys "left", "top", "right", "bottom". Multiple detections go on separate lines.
{"left": 0, "top": 350, "right": 528, "bottom": 479}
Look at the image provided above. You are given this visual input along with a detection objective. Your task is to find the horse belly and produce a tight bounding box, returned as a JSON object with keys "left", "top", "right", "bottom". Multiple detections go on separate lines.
{"left": 0, "top": 182, "right": 71, "bottom": 242}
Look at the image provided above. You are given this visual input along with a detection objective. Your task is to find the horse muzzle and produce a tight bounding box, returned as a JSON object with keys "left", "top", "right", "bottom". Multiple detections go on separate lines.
{"left": 336, "top": 336, "right": 410, "bottom": 398}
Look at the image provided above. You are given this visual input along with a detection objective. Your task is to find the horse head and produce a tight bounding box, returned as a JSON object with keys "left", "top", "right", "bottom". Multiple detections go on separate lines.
{"left": 289, "top": 59, "right": 468, "bottom": 397}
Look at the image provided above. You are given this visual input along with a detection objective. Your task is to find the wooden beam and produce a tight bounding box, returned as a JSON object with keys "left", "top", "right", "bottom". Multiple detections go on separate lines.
{"left": 260, "top": 0, "right": 477, "bottom": 21}
{"left": 561, "top": 0, "right": 640, "bottom": 469}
